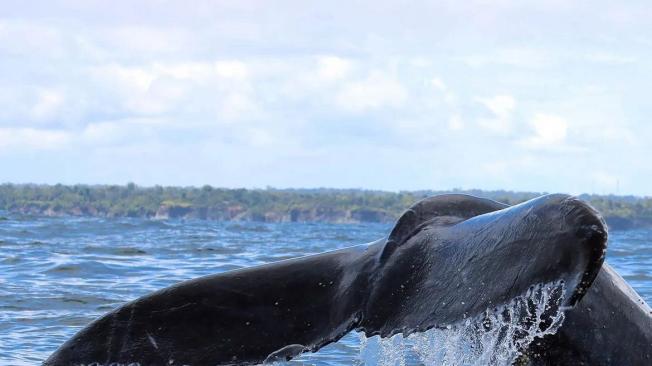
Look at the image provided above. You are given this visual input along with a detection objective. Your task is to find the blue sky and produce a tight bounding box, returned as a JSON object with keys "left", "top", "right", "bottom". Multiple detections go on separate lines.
{"left": 1, "top": 1, "right": 651, "bottom": 195}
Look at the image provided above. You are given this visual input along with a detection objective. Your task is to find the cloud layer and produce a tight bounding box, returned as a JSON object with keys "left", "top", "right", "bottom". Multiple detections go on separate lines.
{"left": 1, "top": 1, "right": 651, "bottom": 195}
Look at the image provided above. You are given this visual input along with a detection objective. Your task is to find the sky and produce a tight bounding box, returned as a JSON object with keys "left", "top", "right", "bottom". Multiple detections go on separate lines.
{"left": 1, "top": 1, "right": 651, "bottom": 195}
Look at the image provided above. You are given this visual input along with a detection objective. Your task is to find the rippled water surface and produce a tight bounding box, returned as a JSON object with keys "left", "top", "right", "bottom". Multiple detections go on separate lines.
{"left": 1, "top": 212, "right": 651, "bottom": 365}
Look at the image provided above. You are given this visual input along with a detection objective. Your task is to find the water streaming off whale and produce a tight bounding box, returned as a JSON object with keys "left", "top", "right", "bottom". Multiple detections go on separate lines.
{"left": 271, "top": 282, "right": 567, "bottom": 366}
{"left": 350, "top": 281, "right": 565, "bottom": 366}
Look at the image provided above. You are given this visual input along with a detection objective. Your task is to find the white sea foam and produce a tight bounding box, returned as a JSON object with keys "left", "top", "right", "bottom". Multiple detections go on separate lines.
{"left": 358, "top": 281, "right": 566, "bottom": 366}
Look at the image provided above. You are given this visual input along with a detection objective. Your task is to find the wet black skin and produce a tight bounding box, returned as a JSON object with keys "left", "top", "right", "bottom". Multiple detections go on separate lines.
{"left": 525, "top": 263, "right": 652, "bottom": 365}
{"left": 44, "top": 194, "right": 608, "bottom": 365}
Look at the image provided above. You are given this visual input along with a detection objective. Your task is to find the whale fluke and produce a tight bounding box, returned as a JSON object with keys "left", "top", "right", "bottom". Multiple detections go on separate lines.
{"left": 44, "top": 194, "right": 610, "bottom": 365}
{"left": 526, "top": 263, "right": 652, "bottom": 365}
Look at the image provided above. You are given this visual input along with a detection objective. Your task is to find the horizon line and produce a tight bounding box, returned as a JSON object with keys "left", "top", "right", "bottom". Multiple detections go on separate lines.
{"left": 1, "top": 181, "right": 648, "bottom": 199}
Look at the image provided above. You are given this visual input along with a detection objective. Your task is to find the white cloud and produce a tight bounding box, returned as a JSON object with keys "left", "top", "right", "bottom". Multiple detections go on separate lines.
{"left": 482, "top": 160, "right": 509, "bottom": 176}
{"left": 98, "top": 26, "right": 192, "bottom": 55}
{"left": 430, "top": 77, "right": 447, "bottom": 91}
{"left": 586, "top": 52, "right": 638, "bottom": 65}
{"left": 87, "top": 60, "right": 256, "bottom": 119}
{"left": 481, "top": 155, "right": 536, "bottom": 179}
{"left": 519, "top": 113, "right": 576, "bottom": 151}
{"left": 531, "top": 113, "right": 567, "bottom": 143}
{"left": 152, "top": 62, "right": 214, "bottom": 81}
{"left": 335, "top": 71, "right": 408, "bottom": 112}
{"left": 0, "top": 20, "right": 65, "bottom": 58}
{"left": 80, "top": 120, "right": 156, "bottom": 146}
{"left": 479, "top": 95, "right": 516, "bottom": 118}
{"left": 0, "top": 127, "right": 71, "bottom": 151}
{"left": 476, "top": 95, "right": 516, "bottom": 133}
{"left": 30, "top": 89, "right": 65, "bottom": 121}
{"left": 214, "top": 60, "right": 250, "bottom": 80}
{"left": 89, "top": 64, "right": 171, "bottom": 115}
{"left": 594, "top": 171, "right": 618, "bottom": 186}
{"left": 317, "top": 56, "right": 352, "bottom": 81}
{"left": 91, "top": 64, "right": 155, "bottom": 93}
{"left": 448, "top": 114, "right": 464, "bottom": 130}
{"left": 461, "top": 48, "right": 553, "bottom": 69}
{"left": 219, "top": 92, "right": 259, "bottom": 121}
{"left": 429, "top": 76, "right": 457, "bottom": 105}
{"left": 145, "top": 60, "right": 248, "bottom": 82}
{"left": 245, "top": 127, "right": 275, "bottom": 146}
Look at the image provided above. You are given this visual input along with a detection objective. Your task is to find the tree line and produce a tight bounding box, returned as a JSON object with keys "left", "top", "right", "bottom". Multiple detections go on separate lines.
{"left": 0, "top": 183, "right": 650, "bottom": 228}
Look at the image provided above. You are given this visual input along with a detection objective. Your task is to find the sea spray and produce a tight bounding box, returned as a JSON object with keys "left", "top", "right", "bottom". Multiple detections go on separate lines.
{"left": 358, "top": 280, "right": 566, "bottom": 366}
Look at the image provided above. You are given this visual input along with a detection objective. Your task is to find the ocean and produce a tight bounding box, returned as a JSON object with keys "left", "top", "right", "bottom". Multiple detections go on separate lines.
{"left": 1, "top": 213, "right": 650, "bottom": 365}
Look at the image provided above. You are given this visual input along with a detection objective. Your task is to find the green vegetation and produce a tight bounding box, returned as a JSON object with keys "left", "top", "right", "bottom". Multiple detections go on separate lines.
{"left": 1, "top": 183, "right": 651, "bottom": 229}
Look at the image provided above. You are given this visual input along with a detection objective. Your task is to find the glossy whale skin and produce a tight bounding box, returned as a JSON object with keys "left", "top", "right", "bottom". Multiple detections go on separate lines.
{"left": 44, "top": 194, "right": 608, "bottom": 366}
{"left": 526, "top": 263, "right": 652, "bottom": 365}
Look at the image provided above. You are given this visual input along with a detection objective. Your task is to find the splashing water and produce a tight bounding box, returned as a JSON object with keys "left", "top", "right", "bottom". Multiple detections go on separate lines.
{"left": 358, "top": 281, "right": 566, "bottom": 366}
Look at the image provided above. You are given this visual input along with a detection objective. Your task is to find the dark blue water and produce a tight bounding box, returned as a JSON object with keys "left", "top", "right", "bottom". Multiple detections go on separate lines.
{"left": 1, "top": 212, "right": 650, "bottom": 365}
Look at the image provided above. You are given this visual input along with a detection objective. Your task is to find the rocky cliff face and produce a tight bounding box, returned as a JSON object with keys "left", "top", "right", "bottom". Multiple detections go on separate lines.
{"left": 153, "top": 204, "right": 394, "bottom": 223}
{"left": 7, "top": 203, "right": 649, "bottom": 229}
{"left": 154, "top": 205, "right": 193, "bottom": 220}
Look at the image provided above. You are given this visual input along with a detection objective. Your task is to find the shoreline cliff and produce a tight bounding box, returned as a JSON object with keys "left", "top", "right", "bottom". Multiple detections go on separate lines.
{"left": 2, "top": 184, "right": 651, "bottom": 230}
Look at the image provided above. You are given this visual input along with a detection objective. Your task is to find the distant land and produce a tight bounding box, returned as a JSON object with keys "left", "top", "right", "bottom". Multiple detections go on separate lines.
{"left": 1, "top": 183, "right": 651, "bottom": 230}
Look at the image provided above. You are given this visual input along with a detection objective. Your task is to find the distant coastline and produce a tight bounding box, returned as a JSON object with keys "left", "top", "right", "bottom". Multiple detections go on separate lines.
{"left": 1, "top": 183, "right": 651, "bottom": 230}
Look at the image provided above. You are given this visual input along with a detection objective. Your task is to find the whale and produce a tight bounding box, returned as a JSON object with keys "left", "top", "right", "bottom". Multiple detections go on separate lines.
{"left": 44, "top": 193, "right": 618, "bottom": 365}
{"left": 524, "top": 262, "right": 652, "bottom": 365}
